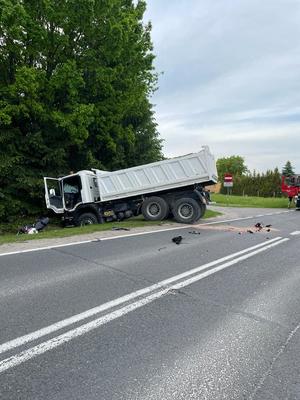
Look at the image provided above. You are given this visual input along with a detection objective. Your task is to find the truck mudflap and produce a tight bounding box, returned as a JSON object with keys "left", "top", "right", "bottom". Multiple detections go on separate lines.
{"left": 193, "top": 189, "right": 208, "bottom": 206}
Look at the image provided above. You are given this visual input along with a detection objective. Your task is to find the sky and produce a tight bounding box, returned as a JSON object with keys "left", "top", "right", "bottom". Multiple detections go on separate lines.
{"left": 144, "top": 0, "right": 300, "bottom": 173}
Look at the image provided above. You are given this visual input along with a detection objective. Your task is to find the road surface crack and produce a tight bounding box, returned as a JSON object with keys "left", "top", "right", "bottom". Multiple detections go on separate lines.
{"left": 166, "top": 289, "right": 286, "bottom": 330}
{"left": 248, "top": 321, "right": 300, "bottom": 399}
{"left": 52, "top": 247, "right": 154, "bottom": 287}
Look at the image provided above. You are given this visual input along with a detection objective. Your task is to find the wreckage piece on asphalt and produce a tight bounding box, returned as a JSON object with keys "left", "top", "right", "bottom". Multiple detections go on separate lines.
{"left": 44, "top": 146, "right": 218, "bottom": 226}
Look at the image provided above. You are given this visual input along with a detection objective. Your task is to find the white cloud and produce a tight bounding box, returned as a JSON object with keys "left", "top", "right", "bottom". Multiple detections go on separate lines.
{"left": 145, "top": 0, "right": 300, "bottom": 172}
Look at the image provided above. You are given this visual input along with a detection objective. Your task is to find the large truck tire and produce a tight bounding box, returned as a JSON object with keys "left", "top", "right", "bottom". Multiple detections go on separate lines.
{"left": 76, "top": 212, "right": 98, "bottom": 226}
{"left": 172, "top": 197, "right": 202, "bottom": 224}
{"left": 199, "top": 202, "right": 207, "bottom": 218}
{"left": 141, "top": 196, "right": 169, "bottom": 221}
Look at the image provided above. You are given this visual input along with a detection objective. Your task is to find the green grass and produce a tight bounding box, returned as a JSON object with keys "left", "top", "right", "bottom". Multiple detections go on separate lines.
{"left": 211, "top": 193, "right": 291, "bottom": 208}
{"left": 0, "top": 209, "right": 222, "bottom": 246}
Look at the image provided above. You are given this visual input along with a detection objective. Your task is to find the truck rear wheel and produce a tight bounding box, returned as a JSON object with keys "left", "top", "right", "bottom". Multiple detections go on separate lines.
{"left": 199, "top": 203, "right": 206, "bottom": 218}
{"left": 141, "top": 196, "right": 169, "bottom": 221}
{"left": 76, "top": 212, "right": 98, "bottom": 226}
{"left": 172, "top": 197, "right": 202, "bottom": 224}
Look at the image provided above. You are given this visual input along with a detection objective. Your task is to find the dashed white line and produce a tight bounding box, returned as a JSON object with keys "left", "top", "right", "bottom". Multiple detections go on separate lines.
{"left": 290, "top": 231, "right": 300, "bottom": 236}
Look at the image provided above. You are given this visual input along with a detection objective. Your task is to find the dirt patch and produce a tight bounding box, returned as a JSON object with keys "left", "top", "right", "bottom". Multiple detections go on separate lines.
{"left": 193, "top": 224, "right": 278, "bottom": 234}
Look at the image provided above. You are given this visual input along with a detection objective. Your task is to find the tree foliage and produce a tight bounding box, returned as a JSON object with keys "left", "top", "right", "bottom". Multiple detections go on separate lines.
{"left": 216, "top": 155, "right": 248, "bottom": 182}
{"left": 282, "top": 161, "right": 295, "bottom": 177}
{"left": 0, "top": 0, "right": 162, "bottom": 220}
{"left": 227, "top": 168, "right": 282, "bottom": 197}
{"left": 216, "top": 156, "right": 282, "bottom": 197}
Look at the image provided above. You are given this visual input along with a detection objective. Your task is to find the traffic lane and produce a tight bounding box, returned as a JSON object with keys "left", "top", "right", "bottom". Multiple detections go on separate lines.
{"left": 219, "top": 208, "right": 297, "bottom": 237}
{"left": 251, "top": 326, "right": 300, "bottom": 400}
{"left": 180, "top": 234, "right": 300, "bottom": 329}
{"left": 0, "top": 248, "right": 151, "bottom": 345}
{"left": 0, "top": 225, "right": 279, "bottom": 344}
{"left": 59, "top": 221, "right": 277, "bottom": 285}
{"left": 0, "top": 240, "right": 296, "bottom": 400}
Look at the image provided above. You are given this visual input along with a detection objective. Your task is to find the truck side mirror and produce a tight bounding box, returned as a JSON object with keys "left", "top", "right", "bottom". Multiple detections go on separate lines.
{"left": 49, "top": 188, "right": 56, "bottom": 197}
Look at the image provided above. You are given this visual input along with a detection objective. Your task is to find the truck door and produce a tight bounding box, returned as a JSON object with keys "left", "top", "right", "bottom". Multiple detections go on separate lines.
{"left": 44, "top": 178, "right": 64, "bottom": 213}
{"left": 62, "top": 175, "right": 83, "bottom": 211}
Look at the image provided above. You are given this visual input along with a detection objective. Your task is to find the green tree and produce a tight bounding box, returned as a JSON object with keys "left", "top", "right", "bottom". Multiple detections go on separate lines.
{"left": 0, "top": 0, "right": 162, "bottom": 220}
{"left": 282, "top": 161, "right": 295, "bottom": 177}
{"left": 216, "top": 155, "right": 248, "bottom": 182}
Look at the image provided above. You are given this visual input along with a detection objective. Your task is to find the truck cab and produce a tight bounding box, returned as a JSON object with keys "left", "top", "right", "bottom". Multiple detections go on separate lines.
{"left": 44, "top": 171, "right": 100, "bottom": 214}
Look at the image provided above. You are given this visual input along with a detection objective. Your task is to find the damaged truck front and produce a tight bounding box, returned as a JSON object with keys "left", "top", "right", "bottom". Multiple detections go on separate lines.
{"left": 44, "top": 146, "right": 218, "bottom": 226}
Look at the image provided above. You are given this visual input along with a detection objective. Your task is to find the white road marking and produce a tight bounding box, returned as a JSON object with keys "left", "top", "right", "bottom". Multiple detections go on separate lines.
{"left": 0, "top": 237, "right": 282, "bottom": 355}
{"left": 0, "top": 211, "right": 289, "bottom": 257}
{"left": 290, "top": 231, "right": 300, "bottom": 236}
{"left": 0, "top": 237, "right": 289, "bottom": 373}
{"left": 0, "top": 240, "right": 95, "bottom": 258}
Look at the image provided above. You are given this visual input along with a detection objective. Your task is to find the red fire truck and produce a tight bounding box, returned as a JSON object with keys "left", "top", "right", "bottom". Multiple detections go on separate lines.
{"left": 281, "top": 175, "right": 300, "bottom": 209}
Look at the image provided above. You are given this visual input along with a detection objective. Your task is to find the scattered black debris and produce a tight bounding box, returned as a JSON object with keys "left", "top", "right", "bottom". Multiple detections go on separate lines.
{"left": 247, "top": 230, "right": 254, "bottom": 234}
{"left": 35, "top": 217, "right": 50, "bottom": 231}
{"left": 188, "top": 231, "right": 201, "bottom": 235}
{"left": 265, "top": 224, "right": 272, "bottom": 228}
{"left": 254, "top": 222, "right": 263, "bottom": 231}
{"left": 238, "top": 232, "right": 241, "bottom": 235}
{"left": 158, "top": 247, "right": 167, "bottom": 251}
{"left": 172, "top": 236, "right": 183, "bottom": 245}
{"left": 266, "top": 229, "right": 271, "bottom": 232}
{"left": 112, "top": 227, "right": 130, "bottom": 231}
{"left": 17, "top": 217, "right": 49, "bottom": 235}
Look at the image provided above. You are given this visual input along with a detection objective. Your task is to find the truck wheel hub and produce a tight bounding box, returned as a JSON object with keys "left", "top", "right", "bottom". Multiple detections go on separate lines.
{"left": 148, "top": 203, "right": 160, "bottom": 216}
{"left": 179, "top": 204, "right": 193, "bottom": 219}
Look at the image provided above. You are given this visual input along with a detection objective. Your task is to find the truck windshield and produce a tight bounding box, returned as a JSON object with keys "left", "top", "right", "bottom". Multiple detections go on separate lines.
{"left": 62, "top": 175, "right": 82, "bottom": 210}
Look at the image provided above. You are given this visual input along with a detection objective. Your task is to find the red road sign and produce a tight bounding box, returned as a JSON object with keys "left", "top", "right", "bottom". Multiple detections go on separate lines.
{"left": 224, "top": 173, "right": 233, "bottom": 182}
{"left": 224, "top": 173, "right": 233, "bottom": 187}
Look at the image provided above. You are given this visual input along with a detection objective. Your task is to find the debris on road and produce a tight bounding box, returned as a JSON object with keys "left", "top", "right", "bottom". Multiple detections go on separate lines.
{"left": 254, "top": 222, "right": 263, "bottom": 231}
{"left": 191, "top": 222, "right": 277, "bottom": 236}
{"left": 253, "top": 222, "right": 274, "bottom": 233}
{"left": 188, "top": 231, "right": 201, "bottom": 235}
{"left": 158, "top": 247, "right": 167, "bottom": 251}
{"left": 172, "top": 236, "right": 183, "bottom": 245}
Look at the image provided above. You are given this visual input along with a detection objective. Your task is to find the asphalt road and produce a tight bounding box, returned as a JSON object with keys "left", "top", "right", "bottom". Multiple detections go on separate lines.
{"left": 1, "top": 208, "right": 300, "bottom": 400}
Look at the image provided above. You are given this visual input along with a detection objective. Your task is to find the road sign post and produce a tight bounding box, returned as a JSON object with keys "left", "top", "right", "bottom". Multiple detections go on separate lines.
{"left": 224, "top": 174, "right": 233, "bottom": 196}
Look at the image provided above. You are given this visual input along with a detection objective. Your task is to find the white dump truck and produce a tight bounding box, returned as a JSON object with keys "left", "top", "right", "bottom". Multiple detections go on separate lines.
{"left": 44, "top": 146, "right": 218, "bottom": 225}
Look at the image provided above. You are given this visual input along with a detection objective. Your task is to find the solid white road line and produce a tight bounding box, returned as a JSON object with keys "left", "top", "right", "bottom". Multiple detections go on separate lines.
{"left": 0, "top": 237, "right": 282, "bottom": 355}
{"left": 0, "top": 240, "right": 95, "bottom": 258}
{"left": 0, "top": 237, "right": 289, "bottom": 373}
{"left": 171, "top": 238, "right": 289, "bottom": 291}
{"left": 290, "top": 231, "right": 300, "bottom": 236}
{"left": 0, "top": 211, "right": 289, "bottom": 257}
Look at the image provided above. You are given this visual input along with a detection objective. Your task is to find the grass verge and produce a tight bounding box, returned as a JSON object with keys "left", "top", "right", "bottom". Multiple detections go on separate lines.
{"left": 0, "top": 209, "right": 222, "bottom": 246}
{"left": 211, "top": 193, "right": 290, "bottom": 208}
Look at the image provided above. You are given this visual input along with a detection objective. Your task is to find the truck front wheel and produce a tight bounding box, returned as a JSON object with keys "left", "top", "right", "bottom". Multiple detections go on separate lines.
{"left": 76, "top": 212, "right": 98, "bottom": 226}
{"left": 172, "top": 197, "right": 202, "bottom": 224}
{"left": 141, "top": 196, "right": 169, "bottom": 221}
